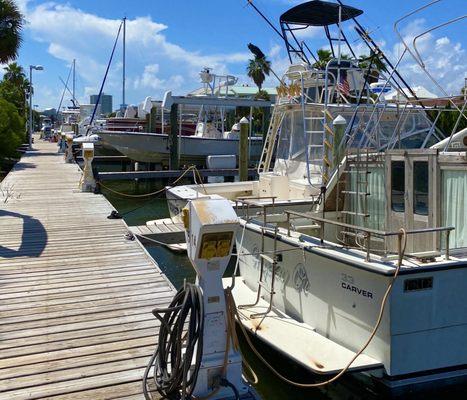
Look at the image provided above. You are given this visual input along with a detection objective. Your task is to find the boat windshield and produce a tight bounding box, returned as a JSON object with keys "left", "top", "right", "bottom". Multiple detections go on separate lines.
{"left": 273, "top": 105, "right": 440, "bottom": 181}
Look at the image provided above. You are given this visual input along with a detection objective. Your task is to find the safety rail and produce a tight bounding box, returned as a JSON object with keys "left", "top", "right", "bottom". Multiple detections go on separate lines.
{"left": 235, "top": 196, "right": 277, "bottom": 226}
{"left": 284, "top": 210, "right": 454, "bottom": 262}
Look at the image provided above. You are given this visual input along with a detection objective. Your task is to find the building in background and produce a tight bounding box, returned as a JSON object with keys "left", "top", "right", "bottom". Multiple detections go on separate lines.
{"left": 90, "top": 93, "right": 113, "bottom": 115}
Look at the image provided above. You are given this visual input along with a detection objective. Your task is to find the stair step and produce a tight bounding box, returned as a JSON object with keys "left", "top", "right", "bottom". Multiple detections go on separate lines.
{"left": 343, "top": 170, "right": 371, "bottom": 174}
{"left": 340, "top": 211, "right": 370, "bottom": 217}
{"left": 341, "top": 191, "right": 370, "bottom": 196}
{"left": 258, "top": 280, "right": 275, "bottom": 294}
{"left": 260, "top": 253, "right": 276, "bottom": 264}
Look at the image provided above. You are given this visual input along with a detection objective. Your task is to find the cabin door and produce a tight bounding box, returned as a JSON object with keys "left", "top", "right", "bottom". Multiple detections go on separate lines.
{"left": 387, "top": 153, "right": 438, "bottom": 255}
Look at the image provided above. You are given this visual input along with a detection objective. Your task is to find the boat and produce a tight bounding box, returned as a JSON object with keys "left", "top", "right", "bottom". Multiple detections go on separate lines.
{"left": 168, "top": 0, "right": 467, "bottom": 391}
{"left": 97, "top": 69, "right": 271, "bottom": 166}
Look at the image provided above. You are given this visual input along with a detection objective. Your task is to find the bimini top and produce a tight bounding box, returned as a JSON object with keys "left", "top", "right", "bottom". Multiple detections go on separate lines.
{"left": 280, "top": 0, "right": 363, "bottom": 26}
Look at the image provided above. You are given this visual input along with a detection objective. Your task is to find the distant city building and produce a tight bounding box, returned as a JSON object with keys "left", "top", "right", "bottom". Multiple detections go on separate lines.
{"left": 90, "top": 93, "right": 113, "bottom": 115}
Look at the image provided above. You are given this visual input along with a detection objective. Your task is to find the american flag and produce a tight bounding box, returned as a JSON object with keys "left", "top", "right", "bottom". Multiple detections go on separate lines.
{"left": 337, "top": 71, "right": 350, "bottom": 96}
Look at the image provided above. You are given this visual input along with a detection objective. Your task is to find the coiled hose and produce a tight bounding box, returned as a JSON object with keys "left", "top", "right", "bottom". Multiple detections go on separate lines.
{"left": 143, "top": 283, "right": 204, "bottom": 400}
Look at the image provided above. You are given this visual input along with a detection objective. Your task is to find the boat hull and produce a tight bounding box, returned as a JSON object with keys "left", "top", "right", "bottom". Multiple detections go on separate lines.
{"left": 99, "top": 131, "right": 263, "bottom": 165}
{"left": 234, "top": 222, "right": 467, "bottom": 387}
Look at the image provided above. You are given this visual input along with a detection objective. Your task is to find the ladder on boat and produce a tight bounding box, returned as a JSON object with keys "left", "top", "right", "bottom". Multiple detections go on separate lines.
{"left": 258, "top": 110, "right": 285, "bottom": 173}
{"left": 239, "top": 225, "right": 279, "bottom": 319}
{"left": 302, "top": 105, "right": 335, "bottom": 186}
{"left": 337, "top": 148, "right": 371, "bottom": 243}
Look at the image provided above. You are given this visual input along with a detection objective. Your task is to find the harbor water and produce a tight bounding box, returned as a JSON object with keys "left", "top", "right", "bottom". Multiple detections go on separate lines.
{"left": 101, "top": 176, "right": 466, "bottom": 400}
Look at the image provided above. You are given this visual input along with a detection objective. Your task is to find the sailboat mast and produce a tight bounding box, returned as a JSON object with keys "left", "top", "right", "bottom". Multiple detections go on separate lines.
{"left": 72, "top": 59, "right": 76, "bottom": 105}
{"left": 122, "top": 16, "right": 126, "bottom": 110}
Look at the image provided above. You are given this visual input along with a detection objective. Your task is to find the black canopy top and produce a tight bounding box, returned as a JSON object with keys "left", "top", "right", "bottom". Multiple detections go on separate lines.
{"left": 280, "top": 1, "right": 363, "bottom": 27}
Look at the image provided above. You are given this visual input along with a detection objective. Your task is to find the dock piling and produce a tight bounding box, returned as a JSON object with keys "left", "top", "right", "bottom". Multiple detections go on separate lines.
{"left": 169, "top": 104, "right": 179, "bottom": 171}
{"left": 239, "top": 117, "right": 249, "bottom": 182}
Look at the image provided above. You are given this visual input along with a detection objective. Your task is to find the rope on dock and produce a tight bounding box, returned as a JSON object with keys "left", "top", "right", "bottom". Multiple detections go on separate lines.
{"left": 97, "top": 165, "right": 199, "bottom": 198}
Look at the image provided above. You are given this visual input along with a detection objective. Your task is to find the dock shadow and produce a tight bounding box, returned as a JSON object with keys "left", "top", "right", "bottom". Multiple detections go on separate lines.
{"left": 0, "top": 210, "right": 47, "bottom": 258}
{"left": 10, "top": 162, "right": 37, "bottom": 171}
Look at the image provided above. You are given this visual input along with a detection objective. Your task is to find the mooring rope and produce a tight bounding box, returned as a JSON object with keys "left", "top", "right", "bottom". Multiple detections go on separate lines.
{"left": 97, "top": 165, "right": 199, "bottom": 198}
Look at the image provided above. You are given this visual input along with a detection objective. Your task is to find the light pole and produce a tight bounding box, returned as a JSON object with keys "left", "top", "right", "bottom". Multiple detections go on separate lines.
{"left": 29, "top": 65, "right": 44, "bottom": 149}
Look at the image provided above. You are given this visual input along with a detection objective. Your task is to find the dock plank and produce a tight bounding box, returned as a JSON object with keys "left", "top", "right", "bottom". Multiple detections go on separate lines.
{"left": 0, "top": 138, "right": 176, "bottom": 399}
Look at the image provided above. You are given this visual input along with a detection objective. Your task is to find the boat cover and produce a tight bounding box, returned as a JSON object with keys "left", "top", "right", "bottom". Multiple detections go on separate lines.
{"left": 280, "top": 0, "right": 363, "bottom": 26}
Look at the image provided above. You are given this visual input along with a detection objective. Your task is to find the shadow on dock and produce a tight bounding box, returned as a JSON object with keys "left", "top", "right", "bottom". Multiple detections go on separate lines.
{"left": 0, "top": 210, "right": 47, "bottom": 258}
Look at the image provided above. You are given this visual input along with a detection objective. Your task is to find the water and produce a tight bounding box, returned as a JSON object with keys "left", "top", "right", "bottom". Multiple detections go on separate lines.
{"left": 101, "top": 177, "right": 465, "bottom": 400}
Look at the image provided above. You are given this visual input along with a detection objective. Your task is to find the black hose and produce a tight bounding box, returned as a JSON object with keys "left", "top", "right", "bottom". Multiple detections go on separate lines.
{"left": 220, "top": 377, "right": 240, "bottom": 400}
{"left": 143, "top": 283, "right": 204, "bottom": 400}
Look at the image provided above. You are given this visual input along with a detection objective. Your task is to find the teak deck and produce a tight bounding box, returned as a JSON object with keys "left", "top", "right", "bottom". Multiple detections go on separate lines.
{"left": 0, "top": 139, "right": 176, "bottom": 399}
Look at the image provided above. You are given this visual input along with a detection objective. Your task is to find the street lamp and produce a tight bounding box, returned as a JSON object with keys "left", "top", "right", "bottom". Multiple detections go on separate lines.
{"left": 29, "top": 65, "right": 44, "bottom": 149}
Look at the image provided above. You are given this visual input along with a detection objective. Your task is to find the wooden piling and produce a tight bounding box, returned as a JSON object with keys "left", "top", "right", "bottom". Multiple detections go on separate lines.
{"left": 169, "top": 104, "right": 179, "bottom": 171}
{"left": 239, "top": 117, "right": 249, "bottom": 182}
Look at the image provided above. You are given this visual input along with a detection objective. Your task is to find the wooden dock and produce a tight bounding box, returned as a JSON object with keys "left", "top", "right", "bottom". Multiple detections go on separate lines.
{"left": 0, "top": 138, "right": 176, "bottom": 399}
{"left": 129, "top": 219, "right": 186, "bottom": 252}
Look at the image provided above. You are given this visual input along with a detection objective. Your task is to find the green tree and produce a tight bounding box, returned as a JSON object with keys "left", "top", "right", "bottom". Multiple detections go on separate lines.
{"left": 0, "top": 0, "right": 24, "bottom": 63}
{"left": 0, "top": 78, "right": 26, "bottom": 114}
{"left": 247, "top": 56, "right": 271, "bottom": 91}
{"left": 0, "top": 63, "right": 28, "bottom": 115}
{"left": 3, "top": 62, "right": 27, "bottom": 86}
{"left": 312, "top": 49, "right": 333, "bottom": 70}
{"left": 0, "top": 98, "right": 24, "bottom": 161}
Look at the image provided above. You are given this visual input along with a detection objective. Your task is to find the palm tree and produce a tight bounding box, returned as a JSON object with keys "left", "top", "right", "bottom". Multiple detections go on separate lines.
{"left": 358, "top": 51, "right": 387, "bottom": 83}
{"left": 312, "top": 49, "right": 332, "bottom": 70}
{"left": 247, "top": 56, "right": 271, "bottom": 91}
{"left": 0, "top": 0, "right": 23, "bottom": 63}
{"left": 3, "top": 62, "right": 27, "bottom": 87}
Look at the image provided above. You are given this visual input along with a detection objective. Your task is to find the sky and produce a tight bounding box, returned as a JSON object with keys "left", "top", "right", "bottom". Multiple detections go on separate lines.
{"left": 6, "top": 0, "right": 467, "bottom": 110}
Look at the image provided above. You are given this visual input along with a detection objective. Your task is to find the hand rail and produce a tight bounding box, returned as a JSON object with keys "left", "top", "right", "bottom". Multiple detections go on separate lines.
{"left": 284, "top": 210, "right": 454, "bottom": 261}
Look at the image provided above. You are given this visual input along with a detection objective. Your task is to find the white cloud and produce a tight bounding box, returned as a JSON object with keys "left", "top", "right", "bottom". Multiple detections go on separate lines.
{"left": 20, "top": 2, "right": 251, "bottom": 108}
{"left": 133, "top": 63, "right": 184, "bottom": 92}
{"left": 387, "top": 18, "right": 467, "bottom": 96}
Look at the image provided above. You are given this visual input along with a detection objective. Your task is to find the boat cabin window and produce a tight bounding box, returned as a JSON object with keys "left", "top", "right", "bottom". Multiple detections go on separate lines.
{"left": 413, "top": 161, "right": 429, "bottom": 216}
{"left": 391, "top": 161, "right": 405, "bottom": 212}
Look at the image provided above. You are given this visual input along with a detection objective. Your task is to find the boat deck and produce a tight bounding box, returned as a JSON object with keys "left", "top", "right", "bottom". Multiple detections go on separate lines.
{"left": 0, "top": 139, "right": 176, "bottom": 399}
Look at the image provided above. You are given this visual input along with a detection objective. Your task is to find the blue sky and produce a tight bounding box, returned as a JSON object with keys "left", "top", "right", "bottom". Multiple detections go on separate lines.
{"left": 8, "top": 0, "right": 467, "bottom": 110}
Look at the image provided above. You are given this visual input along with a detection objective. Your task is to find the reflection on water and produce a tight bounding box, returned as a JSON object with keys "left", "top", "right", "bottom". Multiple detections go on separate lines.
{"left": 102, "top": 177, "right": 466, "bottom": 400}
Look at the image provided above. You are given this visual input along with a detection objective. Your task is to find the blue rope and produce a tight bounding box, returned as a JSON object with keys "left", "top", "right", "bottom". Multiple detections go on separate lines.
{"left": 87, "top": 20, "right": 123, "bottom": 134}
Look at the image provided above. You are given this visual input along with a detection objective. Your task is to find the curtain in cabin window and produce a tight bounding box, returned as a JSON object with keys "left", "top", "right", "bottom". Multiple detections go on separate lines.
{"left": 367, "top": 167, "right": 386, "bottom": 231}
{"left": 442, "top": 170, "right": 467, "bottom": 249}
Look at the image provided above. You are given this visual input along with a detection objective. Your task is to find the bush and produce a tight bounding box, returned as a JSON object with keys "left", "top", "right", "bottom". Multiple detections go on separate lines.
{"left": 0, "top": 97, "right": 24, "bottom": 161}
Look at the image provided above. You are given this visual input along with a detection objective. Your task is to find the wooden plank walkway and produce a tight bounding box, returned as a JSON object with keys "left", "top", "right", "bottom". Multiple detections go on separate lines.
{"left": 129, "top": 219, "right": 186, "bottom": 253}
{"left": 0, "top": 138, "right": 176, "bottom": 399}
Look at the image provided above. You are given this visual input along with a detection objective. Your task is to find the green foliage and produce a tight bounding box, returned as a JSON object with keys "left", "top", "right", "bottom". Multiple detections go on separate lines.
{"left": 247, "top": 56, "right": 271, "bottom": 91}
{"left": 254, "top": 89, "right": 270, "bottom": 101}
{"left": 3, "top": 62, "right": 28, "bottom": 87}
{"left": 0, "top": 78, "right": 26, "bottom": 114}
{"left": 0, "top": 0, "right": 23, "bottom": 63}
{"left": 312, "top": 48, "right": 386, "bottom": 81}
{"left": 312, "top": 49, "right": 333, "bottom": 70}
{"left": 0, "top": 98, "right": 24, "bottom": 160}
{"left": 427, "top": 106, "right": 467, "bottom": 137}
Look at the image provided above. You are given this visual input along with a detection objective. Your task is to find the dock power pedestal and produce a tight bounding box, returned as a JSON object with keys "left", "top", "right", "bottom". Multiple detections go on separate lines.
{"left": 143, "top": 197, "right": 252, "bottom": 400}
{"left": 184, "top": 197, "right": 247, "bottom": 399}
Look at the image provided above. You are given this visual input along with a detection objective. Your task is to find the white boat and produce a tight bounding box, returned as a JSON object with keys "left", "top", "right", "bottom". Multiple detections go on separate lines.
{"left": 167, "top": 0, "right": 467, "bottom": 391}
{"left": 98, "top": 69, "right": 272, "bottom": 166}
{"left": 99, "top": 130, "right": 264, "bottom": 165}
